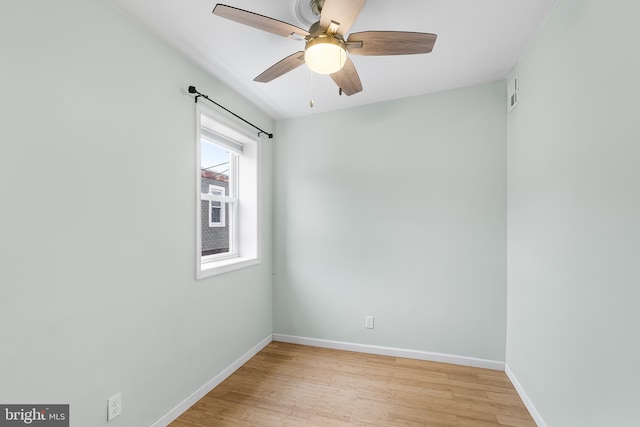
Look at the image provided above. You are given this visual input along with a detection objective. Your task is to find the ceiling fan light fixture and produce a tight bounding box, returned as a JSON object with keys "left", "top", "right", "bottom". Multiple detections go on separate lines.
{"left": 304, "top": 36, "right": 347, "bottom": 75}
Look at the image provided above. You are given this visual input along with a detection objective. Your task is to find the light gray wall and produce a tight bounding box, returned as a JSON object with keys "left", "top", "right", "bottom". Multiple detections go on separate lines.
{"left": 0, "top": 1, "right": 273, "bottom": 426}
{"left": 506, "top": 1, "right": 640, "bottom": 426}
{"left": 274, "top": 82, "right": 507, "bottom": 361}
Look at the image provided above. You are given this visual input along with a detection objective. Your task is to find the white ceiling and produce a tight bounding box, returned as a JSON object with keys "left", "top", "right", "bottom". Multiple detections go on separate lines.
{"left": 109, "top": 0, "right": 558, "bottom": 120}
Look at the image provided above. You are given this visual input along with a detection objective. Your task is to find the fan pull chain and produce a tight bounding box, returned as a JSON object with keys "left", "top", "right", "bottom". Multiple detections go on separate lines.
{"left": 309, "top": 72, "right": 313, "bottom": 107}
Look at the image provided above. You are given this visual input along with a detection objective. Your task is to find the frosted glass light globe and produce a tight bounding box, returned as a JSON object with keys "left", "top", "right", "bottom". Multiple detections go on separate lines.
{"left": 305, "top": 36, "right": 347, "bottom": 74}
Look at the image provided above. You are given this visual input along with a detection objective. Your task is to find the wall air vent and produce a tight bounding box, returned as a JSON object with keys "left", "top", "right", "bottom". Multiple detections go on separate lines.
{"left": 508, "top": 72, "right": 519, "bottom": 112}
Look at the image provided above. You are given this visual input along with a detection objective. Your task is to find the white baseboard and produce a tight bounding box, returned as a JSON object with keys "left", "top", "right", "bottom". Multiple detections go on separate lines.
{"left": 272, "top": 334, "right": 505, "bottom": 371}
{"left": 150, "top": 335, "right": 272, "bottom": 427}
{"left": 505, "top": 363, "right": 548, "bottom": 427}
{"left": 150, "top": 334, "right": 547, "bottom": 427}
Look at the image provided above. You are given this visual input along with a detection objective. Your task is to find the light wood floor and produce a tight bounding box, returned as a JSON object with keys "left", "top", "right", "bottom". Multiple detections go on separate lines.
{"left": 169, "top": 342, "right": 535, "bottom": 427}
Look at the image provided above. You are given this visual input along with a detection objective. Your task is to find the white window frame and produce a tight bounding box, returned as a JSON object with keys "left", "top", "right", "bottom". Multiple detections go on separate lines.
{"left": 208, "top": 185, "right": 227, "bottom": 228}
{"left": 196, "top": 104, "right": 261, "bottom": 278}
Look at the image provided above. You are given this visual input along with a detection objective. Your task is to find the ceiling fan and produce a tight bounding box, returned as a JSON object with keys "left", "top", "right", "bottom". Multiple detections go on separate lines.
{"left": 212, "top": 0, "right": 437, "bottom": 96}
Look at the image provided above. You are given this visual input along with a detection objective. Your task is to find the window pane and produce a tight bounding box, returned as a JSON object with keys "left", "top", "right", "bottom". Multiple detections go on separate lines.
{"left": 201, "top": 141, "right": 231, "bottom": 256}
{"left": 211, "top": 206, "right": 221, "bottom": 223}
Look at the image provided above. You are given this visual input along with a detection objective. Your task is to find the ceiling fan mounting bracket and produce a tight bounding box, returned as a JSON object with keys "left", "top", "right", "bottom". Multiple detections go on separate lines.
{"left": 291, "top": 0, "right": 323, "bottom": 28}
{"left": 310, "top": 0, "right": 324, "bottom": 17}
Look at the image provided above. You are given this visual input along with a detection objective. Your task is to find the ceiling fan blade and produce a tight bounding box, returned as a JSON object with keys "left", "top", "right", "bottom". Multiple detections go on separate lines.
{"left": 213, "top": 4, "right": 309, "bottom": 38}
{"left": 347, "top": 31, "right": 437, "bottom": 56}
{"left": 254, "top": 51, "right": 306, "bottom": 83}
{"left": 319, "top": 0, "right": 366, "bottom": 35}
{"left": 330, "top": 57, "right": 362, "bottom": 96}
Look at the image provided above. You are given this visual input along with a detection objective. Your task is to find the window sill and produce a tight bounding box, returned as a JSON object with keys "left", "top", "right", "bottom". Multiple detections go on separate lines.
{"left": 197, "top": 256, "right": 260, "bottom": 279}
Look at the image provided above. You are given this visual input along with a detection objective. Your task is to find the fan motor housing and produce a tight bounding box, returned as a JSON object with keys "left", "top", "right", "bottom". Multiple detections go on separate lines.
{"left": 306, "top": 34, "right": 346, "bottom": 52}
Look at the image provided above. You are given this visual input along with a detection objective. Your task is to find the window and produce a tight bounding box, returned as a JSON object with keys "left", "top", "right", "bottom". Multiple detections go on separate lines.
{"left": 197, "top": 105, "right": 260, "bottom": 278}
{"left": 208, "top": 184, "right": 226, "bottom": 227}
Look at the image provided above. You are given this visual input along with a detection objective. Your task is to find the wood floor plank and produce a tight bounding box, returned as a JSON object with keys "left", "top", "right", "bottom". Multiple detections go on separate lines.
{"left": 169, "top": 342, "right": 535, "bottom": 427}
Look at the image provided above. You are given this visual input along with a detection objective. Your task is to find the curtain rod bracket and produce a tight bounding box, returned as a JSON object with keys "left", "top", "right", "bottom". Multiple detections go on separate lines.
{"left": 259, "top": 131, "right": 274, "bottom": 139}
{"left": 188, "top": 85, "right": 274, "bottom": 139}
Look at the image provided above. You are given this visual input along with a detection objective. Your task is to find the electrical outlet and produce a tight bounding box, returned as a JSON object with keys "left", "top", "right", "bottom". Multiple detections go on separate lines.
{"left": 107, "top": 392, "right": 122, "bottom": 421}
{"left": 365, "top": 315, "right": 374, "bottom": 329}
